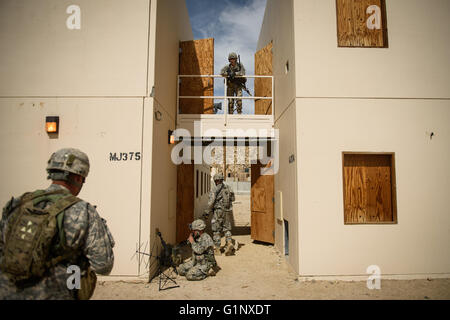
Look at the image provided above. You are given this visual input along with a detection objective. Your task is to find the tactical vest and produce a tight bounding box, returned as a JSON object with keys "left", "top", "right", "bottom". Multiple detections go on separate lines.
{"left": 226, "top": 63, "right": 246, "bottom": 86}
{"left": 0, "top": 189, "right": 81, "bottom": 283}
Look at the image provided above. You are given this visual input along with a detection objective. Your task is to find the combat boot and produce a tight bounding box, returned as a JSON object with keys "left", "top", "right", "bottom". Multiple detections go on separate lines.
{"left": 209, "top": 264, "right": 221, "bottom": 277}
{"left": 224, "top": 241, "right": 235, "bottom": 256}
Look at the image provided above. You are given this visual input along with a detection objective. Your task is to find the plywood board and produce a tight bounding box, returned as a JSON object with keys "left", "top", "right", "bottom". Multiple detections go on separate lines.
{"left": 336, "top": 0, "right": 388, "bottom": 47}
{"left": 176, "top": 164, "right": 194, "bottom": 242}
{"left": 251, "top": 162, "right": 274, "bottom": 244}
{"left": 254, "top": 42, "right": 273, "bottom": 115}
{"left": 179, "top": 38, "right": 214, "bottom": 114}
{"left": 343, "top": 153, "right": 397, "bottom": 224}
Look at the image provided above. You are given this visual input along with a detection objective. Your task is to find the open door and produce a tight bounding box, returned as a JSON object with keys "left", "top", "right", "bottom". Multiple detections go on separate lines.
{"left": 254, "top": 41, "right": 273, "bottom": 115}
{"left": 176, "top": 164, "right": 194, "bottom": 242}
{"left": 179, "top": 38, "right": 214, "bottom": 114}
{"left": 251, "top": 162, "right": 275, "bottom": 244}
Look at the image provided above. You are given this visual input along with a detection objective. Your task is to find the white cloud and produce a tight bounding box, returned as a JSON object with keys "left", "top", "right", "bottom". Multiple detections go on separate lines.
{"left": 214, "top": 0, "right": 266, "bottom": 75}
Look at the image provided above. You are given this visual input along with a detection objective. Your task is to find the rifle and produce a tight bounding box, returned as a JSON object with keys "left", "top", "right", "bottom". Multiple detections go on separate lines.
{"left": 155, "top": 230, "right": 176, "bottom": 269}
{"left": 226, "top": 55, "right": 252, "bottom": 96}
{"left": 144, "top": 229, "right": 193, "bottom": 290}
{"left": 238, "top": 55, "right": 252, "bottom": 96}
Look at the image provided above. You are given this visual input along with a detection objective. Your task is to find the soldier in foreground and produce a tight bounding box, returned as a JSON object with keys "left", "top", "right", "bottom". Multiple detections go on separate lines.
{"left": 0, "top": 148, "right": 115, "bottom": 300}
{"left": 203, "top": 173, "right": 236, "bottom": 256}
{"left": 176, "top": 219, "right": 218, "bottom": 281}
{"left": 220, "top": 52, "right": 246, "bottom": 114}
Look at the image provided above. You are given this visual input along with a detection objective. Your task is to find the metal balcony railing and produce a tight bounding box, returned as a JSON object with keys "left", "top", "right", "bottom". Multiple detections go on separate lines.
{"left": 177, "top": 74, "right": 273, "bottom": 119}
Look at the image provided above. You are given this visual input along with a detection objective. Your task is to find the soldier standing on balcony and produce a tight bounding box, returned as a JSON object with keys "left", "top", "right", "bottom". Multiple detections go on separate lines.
{"left": 220, "top": 52, "right": 246, "bottom": 114}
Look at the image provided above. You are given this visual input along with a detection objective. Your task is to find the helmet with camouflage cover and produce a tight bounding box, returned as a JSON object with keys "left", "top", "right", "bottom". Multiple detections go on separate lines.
{"left": 46, "top": 148, "right": 90, "bottom": 181}
{"left": 191, "top": 219, "right": 206, "bottom": 231}
{"left": 228, "top": 52, "right": 238, "bottom": 60}
{"left": 213, "top": 173, "right": 224, "bottom": 181}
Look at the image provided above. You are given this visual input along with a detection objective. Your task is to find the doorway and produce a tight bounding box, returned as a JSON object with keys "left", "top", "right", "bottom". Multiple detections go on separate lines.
{"left": 176, "top": 141, "right": 275, "bottom": 245}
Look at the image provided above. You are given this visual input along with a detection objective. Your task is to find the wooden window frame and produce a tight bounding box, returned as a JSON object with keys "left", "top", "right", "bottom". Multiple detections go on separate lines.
{"left": 342, "top": 152, "right": 398, "bottom": 225}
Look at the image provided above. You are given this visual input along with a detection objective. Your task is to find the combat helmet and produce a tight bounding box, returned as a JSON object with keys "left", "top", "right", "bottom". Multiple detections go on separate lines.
{"left": 228, "top": 52, "right": 238, "bottom": 60}
{"left": 191, "top": 219, "right": 206, "bottom": 231}
{"left": 46, "top": 148, "right": 90, "bottom": 181}
{"left": 213, "top": 173, "right": 224, "bottom": 181}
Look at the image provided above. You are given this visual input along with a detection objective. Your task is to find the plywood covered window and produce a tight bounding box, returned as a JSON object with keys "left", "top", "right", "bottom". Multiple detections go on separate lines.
{"left": 336, "top": 0, "right": 388, "bottom": 48}
{"left": 343, "top": 153, "right": 397, "bottom": 224}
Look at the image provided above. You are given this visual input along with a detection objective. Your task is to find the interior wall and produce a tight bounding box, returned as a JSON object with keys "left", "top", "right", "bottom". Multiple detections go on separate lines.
{"left": 257, "top": 0, "right": 299, "bottom": 273}
{"left": 274, "top": 102, "right": 299, "bottom": 272}
{"left": 257, "top": 0, "right": 296, "bottom": 121}
{"left": 194, "top": 164, "right": 212, "bottom": 220}
{"left": 152, "top": 0, "right": 193, "bottom": 120}
{"left": 148, "top": 0, "right": 193, "bottom": 249}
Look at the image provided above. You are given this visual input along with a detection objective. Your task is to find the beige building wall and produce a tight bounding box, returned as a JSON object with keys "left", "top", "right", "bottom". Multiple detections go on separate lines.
{"left": 296, "top": 99, "right": 450, "bottom": 276}
{"left": 148, "top": 0, "right": 193, "bottom": 253}
{"left": 292, "top": 0, "right": 450, "bottom": 277}
{"left": 0, "top": 0, "right": 193, "bottom": 277}
{"left": 0, "top": 0, "right": 149, "bottom": 96}
{"left": 294, "top": 0, "right": 450, "bottom": 99}
{"left": 0, "top": 99, "right": 144, "bottom": 276}
{"left": 257, "top": 0, "right": 299, "bottom": 272}
{"left": 259, "top": 0, "right": 450, "bottom": 277}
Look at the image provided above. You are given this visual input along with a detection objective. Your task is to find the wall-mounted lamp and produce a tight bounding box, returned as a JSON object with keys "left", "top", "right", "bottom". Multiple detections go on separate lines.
{"left": 168, "top": 130, "right": 175, "bottom": 144}
{"left": 45, "top": 116, "right": 59, "bottom": 134}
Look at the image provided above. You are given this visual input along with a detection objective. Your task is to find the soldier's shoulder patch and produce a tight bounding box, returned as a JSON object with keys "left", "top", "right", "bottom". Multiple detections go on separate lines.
{"left": 64, "top": 200, "right": 89, "bottom": 222}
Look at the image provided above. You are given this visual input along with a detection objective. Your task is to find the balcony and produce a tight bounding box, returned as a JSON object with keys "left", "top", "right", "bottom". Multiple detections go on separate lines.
{"left": 176, "top": 75, "right": 274, "bottom": 139}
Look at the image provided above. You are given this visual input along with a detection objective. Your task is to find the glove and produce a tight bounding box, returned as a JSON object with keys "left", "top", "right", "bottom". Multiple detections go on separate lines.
{"left": 227, "top": 69, "right": 235, "bottom": 80}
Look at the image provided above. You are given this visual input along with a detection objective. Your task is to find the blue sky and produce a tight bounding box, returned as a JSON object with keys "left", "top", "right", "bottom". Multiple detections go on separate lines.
{"left": 185, "top": 0, "right": 267, "bottom": 113}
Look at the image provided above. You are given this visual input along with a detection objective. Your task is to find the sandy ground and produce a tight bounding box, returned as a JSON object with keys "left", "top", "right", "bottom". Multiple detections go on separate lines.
{"left": 92, "top": 195, "right": 450, "bottom": 300}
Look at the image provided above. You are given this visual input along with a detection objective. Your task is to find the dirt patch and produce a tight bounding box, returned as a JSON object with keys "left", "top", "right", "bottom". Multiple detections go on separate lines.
{"left": 93, "top": 234, "right": 450, "bottom": 300}
{"left": 93, "top": 195, "right": 450, "bottom": 300}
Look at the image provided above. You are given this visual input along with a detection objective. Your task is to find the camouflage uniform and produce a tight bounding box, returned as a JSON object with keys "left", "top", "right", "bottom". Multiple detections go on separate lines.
{"left": 0, "top": 148, "right": 114, "bottom": 300}
{"left": 0, "top": 184, "right": 115, "bottom": 299}
{"left": 177, "top": 223, "right": 215, "bottom": 281}
{"left": 205, "top": 181, "right": 235, "bottom": 250}
{"left": 220, "top": 52, "right": 246, "bottom": 114}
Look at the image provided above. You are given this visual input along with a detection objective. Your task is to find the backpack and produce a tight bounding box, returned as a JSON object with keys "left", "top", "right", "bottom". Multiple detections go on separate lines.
{"left": 0, "top": 189, "right": 81, "bottom": 282}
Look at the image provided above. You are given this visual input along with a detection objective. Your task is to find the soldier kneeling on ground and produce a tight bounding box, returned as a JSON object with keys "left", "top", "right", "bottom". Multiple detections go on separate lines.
{"left": 176, "top": 219, "right": 219, "bottom": 281}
